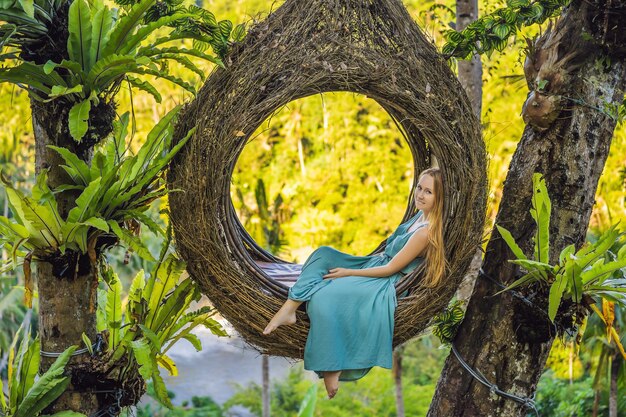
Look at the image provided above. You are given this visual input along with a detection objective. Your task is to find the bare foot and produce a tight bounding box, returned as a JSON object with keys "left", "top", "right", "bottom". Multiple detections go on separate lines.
{"left": 323, "top": 370, "right": 341, "bottom": 399}
{"left": 262, "top": 301, "right": 299, "bottom": 335}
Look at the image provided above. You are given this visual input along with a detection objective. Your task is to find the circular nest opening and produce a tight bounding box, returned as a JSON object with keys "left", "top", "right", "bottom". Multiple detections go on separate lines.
{"left": 168, "top": 0, "right": 487, "bottom": 358}
{"left": 231, "top": 92, "right": 415, "bottom": 263}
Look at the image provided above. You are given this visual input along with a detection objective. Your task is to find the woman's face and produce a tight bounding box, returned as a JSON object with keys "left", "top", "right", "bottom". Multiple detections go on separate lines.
{"left": 414, "top": 174, "right": 436, "bottom": 212}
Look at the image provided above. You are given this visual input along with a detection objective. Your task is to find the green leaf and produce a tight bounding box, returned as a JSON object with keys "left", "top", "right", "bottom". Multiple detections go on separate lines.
{"left": 89, "top": 4, "right": 113, "bottom": 69}
{"left": 85, "top": 54, "right": 148, "bottom": 89}
{"left": 128, "top": 269, "right": 146, "bottom": 307}
{"left": 16, "top": 0, "right": 33, "bottom": 18}
{"left": 68, "top": 0, "right": 92, "bottom": 71}
{"left": 117, "top": 12, "right": 194, "bottom": 55}
{"left": 126, "top": 75, "right": 162, "bottom": 103}
{"left": 0, "top": 215, "right": 29, "bottom": 239}
{"left": 102, "top": 0, "right": 157, "bottom": 56}
{"left": 152, "top": 280, "right": 195, "bottom": 343}
{"left": 154, "top": 53, "right": 205, "bottom": 80}
{"left": 18, "top": 196, "right": 61, "bottom": 248}
{"left": 493, "top": 24, "right": 509, "bottom": 40}
{"left": 496, "top": 225, "right": 527, "bottom": 260}
{"left": 96, "top": 288, "right": 107, "bottom": 332}
{"left": 494, "top": 270, "right": 544, "bottom": 295}
{"left": 297, "top": 383, "right": 318, "bottom": 417}
{"left": 107, "top": 220, "right": 156, "bottom": 262}
{"left": 110, "top": 126, "right": 195, "bottom": 215}
{"left": 548, "top": 272, "right": 568, "bottom": 322}
{"left": 145, "top": 254, "right": 186, "bottom": 328}
{"left": 0, "top": 63, "right": 59, "bottom": 96}
{"left": 127, "top": 105, "right": 179, "bottom": 182}
{"left": 117, "top": 209, "right": 164, "bottom": 236}
{"left": 47, "top": 145, "right": 91, "bottom": 185}
{"left": 82, "top": 217, "right": 109, "bottom": 232}
{"left": 129, "top": 338, "right": 154, "bottom": 380}
{"left": 139, "top": 46, "right": 222, "bottom": 66}
{"left": 14, "top": 346, "right": 77, "bottom": 417}
{"left": 0, "top": 374, "right": 6, "bottom": 410}
{"left": 16, "top": 337, "right": 40, "bottom": 407}
{"left": 81, "top": 333, "right": 93, "bottom": 356}
{"left": 559, "top": 243, "right": 575, "bottom": 264}
{"left": 581, "top": 257, "right": 626, "bottom": 285}
{"left": 565, "top": 257, "right": 583, "bottom": 303}
{"left": 181, "top": 333, "right": 202, "bottom": 351}
{"left": 133, "top": 67, "right": 196, "bottom": 94}
{"left": 68, "top": 100, "right": 91, "bottom": 142}
{"left": 138, "top": 324, "right": 162, "bottom": 351}
{"left": 67, "top": 177, "right": 102, "bottom": 223}
{"left": 46, "top": 84, "right": 84, "bottom": 101}
{"left": 151, "top": 368, "right": 172, "bottom": 408}
{"left": 106, "top": 274, "right": 123, "bottom": 349}
{"left": 509, "top": 258, "right": 553, "bottom": 272}
{"left": 530, "top": 173, "right": 550, "bottom": 263}
{"left": 575, "top": 225, "right": 620, "bottom": 270}
{"left": 231, "top": 23, "right": 246, "bottom": 42}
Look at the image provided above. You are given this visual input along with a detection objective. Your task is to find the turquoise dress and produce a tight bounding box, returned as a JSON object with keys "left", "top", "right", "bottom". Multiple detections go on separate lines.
{"left": 288, "top": 210, "right": 427, "bottom": 381}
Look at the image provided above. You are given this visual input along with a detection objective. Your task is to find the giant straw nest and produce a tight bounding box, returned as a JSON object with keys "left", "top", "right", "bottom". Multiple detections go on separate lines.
{"left": 167, "top": 0, "right": 487, "bottom": 359}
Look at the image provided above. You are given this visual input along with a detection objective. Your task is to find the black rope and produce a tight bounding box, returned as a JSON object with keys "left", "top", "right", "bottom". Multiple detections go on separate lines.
{"left": 40, "top": 334, "right": 106, "bottom": 358}
{"left": 478, "top": 267, "right": 557, "bottom": 330}
{"left": 451, "top": 344, "right": 539, "bottom": 416}
{"left": 88, "top": 389, "right": 125, "bottom": 417}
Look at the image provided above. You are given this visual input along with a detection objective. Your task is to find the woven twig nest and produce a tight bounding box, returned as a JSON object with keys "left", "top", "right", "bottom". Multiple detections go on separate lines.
{"left": 168, "top": 0, "right": 487, "bottom": 358}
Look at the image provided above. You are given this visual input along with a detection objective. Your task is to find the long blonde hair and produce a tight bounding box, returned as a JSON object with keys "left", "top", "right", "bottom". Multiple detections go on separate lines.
{"left": 418, "top": 168, "right": 447, "bottom": 287}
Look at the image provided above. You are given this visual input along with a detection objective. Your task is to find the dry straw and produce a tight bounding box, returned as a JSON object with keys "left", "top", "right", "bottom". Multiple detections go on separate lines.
{"left": 168, "top": 0, "right": 487, "bottom": 358}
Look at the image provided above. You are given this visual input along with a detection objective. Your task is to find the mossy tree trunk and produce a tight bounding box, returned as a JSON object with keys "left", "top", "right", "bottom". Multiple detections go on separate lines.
{"left": 27, "top": 6, "right": 116, "bottom": 413}
{"left": 428, "top": 1, "right": 626, "bottom": 415}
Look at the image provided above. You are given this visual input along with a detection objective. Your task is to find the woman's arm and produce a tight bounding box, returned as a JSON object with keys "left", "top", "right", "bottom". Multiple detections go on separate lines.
{"left": 323, "top": 228, "right": 429, "bottom": 279}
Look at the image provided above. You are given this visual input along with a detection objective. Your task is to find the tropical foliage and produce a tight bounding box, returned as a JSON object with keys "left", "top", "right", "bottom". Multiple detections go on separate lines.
{"left": 442, "top": 0, "right": 571, "bottom": 58}
{"left": 0, "top": 106, "right": 192, "bottom": 276}
{"left": 0, "top": 0, "right": 243, "bottom": 141}
{"left": 95, "top": 226, "right": 227, "bottom": 407}
{"left": 0, "top": 324, "right": 83, "bottom": 417}
{"left": 497, "top": 173, "right": 626, "bottom": 354}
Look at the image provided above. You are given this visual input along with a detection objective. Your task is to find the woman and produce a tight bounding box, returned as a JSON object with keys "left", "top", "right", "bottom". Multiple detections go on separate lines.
{"left": 262, "top": 167, "right": 446, "bottom": 399}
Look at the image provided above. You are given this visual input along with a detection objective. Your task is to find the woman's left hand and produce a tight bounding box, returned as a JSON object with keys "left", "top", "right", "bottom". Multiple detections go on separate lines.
{"left": 323, "top": 267, "right": 352, "bottom": 279}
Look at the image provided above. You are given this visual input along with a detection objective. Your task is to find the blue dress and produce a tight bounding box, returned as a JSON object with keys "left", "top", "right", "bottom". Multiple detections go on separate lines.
{"left": 288, "top": 210, "right": 427, "bottom": 381}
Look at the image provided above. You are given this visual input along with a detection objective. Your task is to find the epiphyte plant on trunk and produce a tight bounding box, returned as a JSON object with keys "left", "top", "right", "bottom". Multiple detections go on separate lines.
{"left": 92, "top": 226, "right": 227, "bottom": 408}
{"left": 0, "top": 0, "right": 244, "bottom": 142}
{"left": 0, "top": 323, "right": 83, "bottom": 417}
{"left": 496, "top": 173, "right": 626, "bottom": 357}
{"left": 0, "top": 106, "right": 193, "bottom": 302}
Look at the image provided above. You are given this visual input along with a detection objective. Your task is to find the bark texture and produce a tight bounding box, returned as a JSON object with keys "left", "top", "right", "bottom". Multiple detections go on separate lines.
{"left": 393, "top": 347, "right": 406, "bottom": 417}
{"left": 456, "top": 0, "right": 482, "bottom": 119}
{"left": 428, "top": 1, "right": 626, "bottom": 415}
{"left": 33, "top": 104, "right": 100, "bottom": 413}
{"left": 28, "top": 7, "right": 116, "bottom": 409}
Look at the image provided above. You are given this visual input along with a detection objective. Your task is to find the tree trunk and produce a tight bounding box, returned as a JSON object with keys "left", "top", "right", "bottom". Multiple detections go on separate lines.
{"left": 262, "top": 354, "right": 270, "bottom": 417}
{"left": 393, "top": 346, "right": 405, "bottom": 417}
{"left": 592, "top": 389, "right": 600, "bottom": 417}
{"left": 609, "top": 354, "right": 621, "bottom": 417}
{"left": 32, "top": 103, "right": 101, "bottom": 414}
{"left": 428, "top": 1, "right": 626, "bottom": 415}
{"left": 456, "top": 0, "right": 482, "bottom": 119}
{"left": 454, "top": 0, "right": 483, "bottom": 304}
